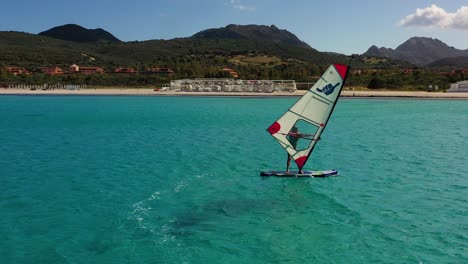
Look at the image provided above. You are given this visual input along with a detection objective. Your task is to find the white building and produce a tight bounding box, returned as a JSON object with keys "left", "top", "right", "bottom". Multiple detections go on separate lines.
{"left": 447, "top": 81, "right": 468, "bottom": 92}
{"left": 166, "top": 79, "right": 296, "bottom": 93}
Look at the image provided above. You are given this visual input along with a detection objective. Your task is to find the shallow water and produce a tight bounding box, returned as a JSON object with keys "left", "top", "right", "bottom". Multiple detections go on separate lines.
{"left": 0, "top": 96, "right": 467, "bottom": 263}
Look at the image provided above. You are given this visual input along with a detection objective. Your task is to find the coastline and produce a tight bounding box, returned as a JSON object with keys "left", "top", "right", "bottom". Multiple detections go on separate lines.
{"left": 1, "top": 88, "right": 468, "bottom": 98}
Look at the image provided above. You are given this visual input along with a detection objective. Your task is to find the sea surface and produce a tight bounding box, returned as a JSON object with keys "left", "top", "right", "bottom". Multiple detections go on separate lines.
{"left": 0, "top": 95, "right": 467, "bottom": 264}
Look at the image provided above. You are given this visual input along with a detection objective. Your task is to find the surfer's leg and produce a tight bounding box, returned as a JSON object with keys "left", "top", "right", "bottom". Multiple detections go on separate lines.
{"left": 286, "top": 154, "right": 291, "bottom": 173}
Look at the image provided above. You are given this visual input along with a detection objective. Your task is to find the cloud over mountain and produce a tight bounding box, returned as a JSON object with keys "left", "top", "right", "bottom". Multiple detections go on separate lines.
{"left": 399, "top": 4, "right": 468, "bottom": 30}
{"left": 228, "top": 0, "right": 255, "bottom": 11}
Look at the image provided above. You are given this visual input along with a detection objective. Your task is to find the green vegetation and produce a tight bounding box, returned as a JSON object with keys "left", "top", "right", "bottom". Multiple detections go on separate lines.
{"left": 348, "top": 69, "right": 465, "bottom": 91}
{"left": 2, "top": 67, "right": 463, "bottom": 91}
{"left": 0, "top": 31, "right": 465, "bottom": 90}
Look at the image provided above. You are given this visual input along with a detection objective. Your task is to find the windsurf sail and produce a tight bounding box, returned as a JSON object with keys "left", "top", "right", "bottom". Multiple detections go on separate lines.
{"left": 267, "top": 64, "right": 349, "bottom": 170}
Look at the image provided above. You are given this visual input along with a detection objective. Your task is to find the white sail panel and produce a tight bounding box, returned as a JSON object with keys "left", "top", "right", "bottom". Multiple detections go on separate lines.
{"left": 267, "top": 64, "right": 349, "bottom": 169}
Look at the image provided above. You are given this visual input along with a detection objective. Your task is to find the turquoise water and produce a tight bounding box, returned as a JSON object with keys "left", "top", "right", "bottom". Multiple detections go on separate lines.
{"left": 0, "top": 95, "right": 467, "bottom": 263}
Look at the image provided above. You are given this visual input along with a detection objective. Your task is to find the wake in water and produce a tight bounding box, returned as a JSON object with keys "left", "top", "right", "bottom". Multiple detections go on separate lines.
{"left": 126, "top": 171, "right": 288, "bottom": 262}
{"left": 126, "top": 175, "right": 209, "bottom": 262}
{"left": 129, "top": 175, "right": 200, "bottom": 239}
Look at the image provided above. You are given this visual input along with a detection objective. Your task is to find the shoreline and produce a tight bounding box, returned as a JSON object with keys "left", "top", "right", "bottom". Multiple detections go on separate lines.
{"left": 1, "top": 88, "right": 468, "bottom": 99}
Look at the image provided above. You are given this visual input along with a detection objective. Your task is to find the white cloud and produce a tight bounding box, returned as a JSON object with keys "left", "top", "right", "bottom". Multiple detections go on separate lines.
{"left": 452, "top": 6, "right": 468, "bottom": 30}
{"left": 229, "top": 0, "right": 255, "bottom": 11}
{"left": 399, "top": 4, "right": 468, "bottom": 30}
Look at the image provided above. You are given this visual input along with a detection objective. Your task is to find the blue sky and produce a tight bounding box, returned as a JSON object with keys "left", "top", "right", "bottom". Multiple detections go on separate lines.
{"left": 1, "top": 0, "right": 467, "bottom": 55}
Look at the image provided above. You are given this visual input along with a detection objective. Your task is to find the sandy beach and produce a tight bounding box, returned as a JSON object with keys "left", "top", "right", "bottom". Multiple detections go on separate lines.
{"left": 1, "top": 88, "right": 468, "bottom": 98}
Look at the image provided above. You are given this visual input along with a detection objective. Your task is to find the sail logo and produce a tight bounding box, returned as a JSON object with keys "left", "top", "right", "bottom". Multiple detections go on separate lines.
{"left": 317, "top": 83, "right": 340, "bottom": 96}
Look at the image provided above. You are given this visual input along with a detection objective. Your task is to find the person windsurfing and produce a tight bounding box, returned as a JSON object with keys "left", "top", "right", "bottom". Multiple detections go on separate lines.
{"left": 286, "top": 126, "right": 303, "bottom": 174}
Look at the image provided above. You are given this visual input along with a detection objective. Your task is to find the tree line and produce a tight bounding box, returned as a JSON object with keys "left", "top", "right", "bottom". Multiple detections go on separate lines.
{"left": 1, "top": 58, "right": 464, "bottom": 90}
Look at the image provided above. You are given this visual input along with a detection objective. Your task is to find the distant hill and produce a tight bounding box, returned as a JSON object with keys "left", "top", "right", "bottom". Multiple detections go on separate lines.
{"left": 3, "top": 24, "right": 467, "bottom": 70}
{"left": 427, "top": 56, "right": 468, "bottom": 69}
{"left": 1, "top": 24, "right": 357, "bottom": 70}
{"left": 363, "top": 37, "right": 468, "bottom": 65}
{"left": 0, "top": 23, "right": 414, "bottom": 73}
{"left": 0, "top": 31, "right": 103, "bottom": 68}
{"left": 191, "top": 24, "right": 311, "bottom": 49}
{"left": 38, "top": 24, "right": 121, "bottom": 43}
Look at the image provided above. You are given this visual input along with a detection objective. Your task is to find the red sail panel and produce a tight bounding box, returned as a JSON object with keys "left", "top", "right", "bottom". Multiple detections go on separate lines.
{"left": 333, "top": 64, "right": 348, "bottom": 80}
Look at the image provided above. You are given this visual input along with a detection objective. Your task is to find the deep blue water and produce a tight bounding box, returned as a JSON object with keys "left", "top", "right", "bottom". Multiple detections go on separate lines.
{"left": 0, "top": 95, "right": 467, "bottom": 263}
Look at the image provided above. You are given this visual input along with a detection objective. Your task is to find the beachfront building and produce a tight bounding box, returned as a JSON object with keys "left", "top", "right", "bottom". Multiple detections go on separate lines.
{"left": 447, "top": 80, "right": 468, "bottom": 92}
{"left": 114, "top": 67, "right": 137, "bottom": 73}
{"left": 5, "top": 67, "right": 30, "bottom": 76}
{"left": 451, "top": 69, "right": 468, "bottom": 75}
{"left": 166, "top": 78, "right": 296, "bottom": 93}
{"left": 402, "top": 68, "right": 420, "bottom": 74}
{"left": 438, "top": 69, "right": 468, "bottom": 76}
{"left": 146, "top": 68, "right": 175, "bottom": 75}
{"left": 40, "top": 67, "right": 64, "bottom": 75}
{"left": 221, "top": 68, "right": 239, "bottom": 78}
{"left": 69, "top": 64, "right": 104, "bottom": 74}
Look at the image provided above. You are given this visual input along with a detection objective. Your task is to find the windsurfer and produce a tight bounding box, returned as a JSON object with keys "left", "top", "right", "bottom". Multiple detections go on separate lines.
{"left": 286, "top": 126, "right": 304, "bottom": 174}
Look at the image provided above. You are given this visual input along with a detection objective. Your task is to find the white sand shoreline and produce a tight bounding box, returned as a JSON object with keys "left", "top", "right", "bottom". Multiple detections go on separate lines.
{"left": 1, "top": 88, "right": 468, "bottom": 98}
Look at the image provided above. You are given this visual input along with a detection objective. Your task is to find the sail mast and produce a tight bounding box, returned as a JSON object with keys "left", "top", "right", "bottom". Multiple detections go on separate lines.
{"left": 299, "top": 64, "right": 350, "bottom": 169}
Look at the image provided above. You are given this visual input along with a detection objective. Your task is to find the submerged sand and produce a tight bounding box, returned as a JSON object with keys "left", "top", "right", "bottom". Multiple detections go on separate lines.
{"left": 1, "top": 88, "right": 468, "bottom": 98}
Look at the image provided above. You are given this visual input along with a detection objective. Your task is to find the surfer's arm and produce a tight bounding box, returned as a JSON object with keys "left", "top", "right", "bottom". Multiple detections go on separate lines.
{"left": 296, "top": 133, "right": 314, "bottom": 138}
{"left": 286, "top": 132, "right": 318, "bottom": 140}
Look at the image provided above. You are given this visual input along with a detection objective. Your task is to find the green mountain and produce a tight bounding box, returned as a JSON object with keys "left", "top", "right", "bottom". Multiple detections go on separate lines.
{"left": 191, "top": 24, "right": 311, "bottom": 49}
{"left": 0, "top": 31, "right": 100, "bottom": 68}
{"left": 427, "top": 56, "right": 468, "bottom": 69}
{"left": 38, "top": 24, "right": 121, "bottom": 43}
{"left": 1, "top": 24, "right": 356, "bottom": 71}
{"left": 2, "top": 25, "right": 465, "bottom": 72}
